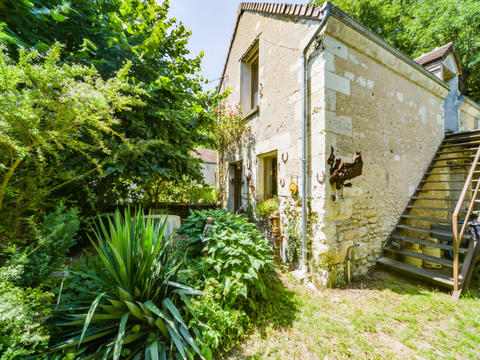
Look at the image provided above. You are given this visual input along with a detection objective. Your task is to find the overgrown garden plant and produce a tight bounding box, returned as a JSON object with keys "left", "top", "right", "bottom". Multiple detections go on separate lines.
{"left": 51, "top": 208, "right": 203, "bottom": 359}
{"left": 0, "top": 0, "right": 221, "bottom": 212}
{"left": 178, "top": 209, "right": 277, "bottom": 354}
{"left": 212, "top": 102, "right": 248, "bottom": 207}
{"left": 0, "top": 44, "right": 142, "bottom": 234}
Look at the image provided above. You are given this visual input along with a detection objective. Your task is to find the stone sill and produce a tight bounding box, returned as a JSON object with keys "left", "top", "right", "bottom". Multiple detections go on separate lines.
{"left": 242, "top": 106, "right": 259, "bottom": 121}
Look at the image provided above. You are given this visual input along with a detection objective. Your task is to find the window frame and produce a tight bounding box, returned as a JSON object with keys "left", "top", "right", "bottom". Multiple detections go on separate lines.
{"left": 262, "top": 152, "right": 278, "bottom": 200}
{"left": 240, "top": 39, "right": 259, "bottom": 112}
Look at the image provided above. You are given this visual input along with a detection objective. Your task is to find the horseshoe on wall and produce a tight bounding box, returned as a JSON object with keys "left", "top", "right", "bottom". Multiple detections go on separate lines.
{"left": 281, "top": 152, "right": 289, "bottom": 163}
{"left": 316, "top": 172, "right": 326, "bottom": 183}
{"left": 280, "top": 178, "right": 285, "bottom": 187}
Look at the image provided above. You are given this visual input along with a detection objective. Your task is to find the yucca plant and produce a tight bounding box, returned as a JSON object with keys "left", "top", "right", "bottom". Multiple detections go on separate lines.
{"left": 51, "top": 207, "right": 203, "bottom": 359}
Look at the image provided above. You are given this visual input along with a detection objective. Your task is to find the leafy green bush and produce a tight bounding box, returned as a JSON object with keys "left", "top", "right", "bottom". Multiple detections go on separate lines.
{"left": 51, "top": 208, "right": 202, "bottom": 359}
{"left": 14, "top": 202, "right": 81, "bottom": 287}
{"left": 178, "top": 209, "right": 276, "bottom": 353}
{"left": 0, "top": 44, "right": 142, "bottom": 232}
{"left": 189, "top": 186, "right": 217, "bottom": 204}
{"left": 256, "top": 198, "right": 278, "bottom": 219}
{"left": 146, "top": 180, "right": 217, "bottom": 205}
{"left": 0, "top": 264, "right": 53, "bottom": 359}
{"left": 179, "top": 209, "right": 274, "bottom": 303}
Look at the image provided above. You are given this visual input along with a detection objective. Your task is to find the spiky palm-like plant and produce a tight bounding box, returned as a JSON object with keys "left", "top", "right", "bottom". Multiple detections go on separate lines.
{"left": 52, "top": 208, "right": 203, "bottom": 359}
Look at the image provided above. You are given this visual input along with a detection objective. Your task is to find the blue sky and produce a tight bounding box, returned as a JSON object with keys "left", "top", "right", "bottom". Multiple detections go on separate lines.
{"left": 169, "top": 0, "right": 306, "bottom": 90}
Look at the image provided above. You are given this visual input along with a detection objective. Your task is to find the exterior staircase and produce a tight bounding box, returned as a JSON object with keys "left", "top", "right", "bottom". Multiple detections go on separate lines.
{"left": 377, "top": 129, "right": 480, "bottom": 298}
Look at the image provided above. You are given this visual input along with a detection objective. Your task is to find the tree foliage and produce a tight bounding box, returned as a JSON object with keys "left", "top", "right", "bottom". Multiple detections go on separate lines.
{"left": 0, "top": 44, "right": 140, "bottom": 232}
{"left": 311, "top": 0, "right": 480, "bottom": 102}
{"left": 0, "top": 0, "right": 219, "bottom": 213}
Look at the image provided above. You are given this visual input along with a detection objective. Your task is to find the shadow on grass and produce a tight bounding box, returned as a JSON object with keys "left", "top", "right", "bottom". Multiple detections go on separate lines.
{"left": 221, "top": 270, "right": 299, "bottom": 359}
{"left": 251, "top": 270, "right": 299, "bottom": 329}
{"left": 341, "top": 266, "right": 480, "bottom": 299}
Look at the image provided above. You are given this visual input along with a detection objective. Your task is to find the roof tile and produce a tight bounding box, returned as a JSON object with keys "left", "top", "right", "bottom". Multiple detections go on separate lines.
{"left": 415, "top": 42, "right": 454, "bottom": 66}
{"left": 192, "top": 148, "right": 217, "bottom": 164}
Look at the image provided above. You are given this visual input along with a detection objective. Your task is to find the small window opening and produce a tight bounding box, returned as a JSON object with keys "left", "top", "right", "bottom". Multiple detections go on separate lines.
{"left": 241, "top": 40, "right": 259, "bottom": 112}
{"left": 263, "top": 154, "right": 277, "bottom": 200}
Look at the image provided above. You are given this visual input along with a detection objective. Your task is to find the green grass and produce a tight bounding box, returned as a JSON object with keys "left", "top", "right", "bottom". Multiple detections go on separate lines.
{"left": 224, "top": 271, "right": 480, "bottom": 359}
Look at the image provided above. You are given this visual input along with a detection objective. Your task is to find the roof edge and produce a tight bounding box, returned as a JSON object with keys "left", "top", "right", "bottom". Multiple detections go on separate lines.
{"left": 326, "top": 5, "right": 450, "bottom": 92}
{"left": 218, "top": 2, "right": 449, "bottom": 94}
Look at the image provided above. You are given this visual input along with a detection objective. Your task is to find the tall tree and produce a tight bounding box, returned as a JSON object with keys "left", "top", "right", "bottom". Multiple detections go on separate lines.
{"left": 0, "top": 44, "right": 141, "bottom": 233}
{"left": 311, "top": 0, "right": 480, "bottom": 102}
{"left": 0, "top": 0, "right": 218, "bottom": 212}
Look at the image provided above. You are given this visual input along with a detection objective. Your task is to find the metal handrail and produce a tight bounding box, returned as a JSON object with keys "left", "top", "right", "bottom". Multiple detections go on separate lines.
{"left": 452, "top": 145, "right": 480, "bottom": 292}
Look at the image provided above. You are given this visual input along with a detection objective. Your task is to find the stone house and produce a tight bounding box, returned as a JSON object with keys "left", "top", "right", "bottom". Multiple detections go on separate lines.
{"left": 218, "top": 1, "right": 480, "bottom": 293}
{"left": 192, "top": 148, "right": 218, "bottom": 187}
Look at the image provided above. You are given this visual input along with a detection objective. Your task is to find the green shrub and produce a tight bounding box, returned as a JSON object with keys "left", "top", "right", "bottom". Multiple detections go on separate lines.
{"left": 149, "top": 181, "right": 218, "bottom": 205}
{"left": 178, "top": 209, "right": 276, "bottom": 353}
{"left": 256, "top": 198, "right": 278, "bottom": 219}
{"left": 179, "top": 209, "right": 274, "bottom": 304}
{"left": 189, "top": 186, "right": 217, "bottom": 204}
{"left": 0, "top": 264, "right": 53, "bottom": 359}
{"left": 50, "top": 208, "right": 202, "bottom": 359}
{"left": 13, "top": 202, "right": 80, "bottom": 287}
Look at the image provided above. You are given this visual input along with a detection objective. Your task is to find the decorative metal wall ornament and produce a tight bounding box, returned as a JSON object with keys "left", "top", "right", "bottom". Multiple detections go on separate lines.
{"left": 281, "top": 152, "right": 289, "bottom": 163}
{"left": 289, "top": 181, "right": 298, "bottom": 196}
{"left": 327, "top": 146, "right": 363, "bottom": 190}
{"left": 316, "top": 172, "right": 326, "bottom": 183}
{"left": 280, "top": 178, "right": 285, "bottom": 187}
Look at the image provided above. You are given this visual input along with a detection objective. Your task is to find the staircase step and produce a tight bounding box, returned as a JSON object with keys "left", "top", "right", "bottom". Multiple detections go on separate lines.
{"left": 436, "top": 148, "right": 479, "bottom": 156}
{"left": 390, "top": 234, "right": 468, "bottom": 254}
{"left": 406, "top": 205, "right": 468, "bottom": 212}
{"left": 396, "top": 224, "right": 471, "bottom": 239}
{"left": 440, "top": 140, "right": 480, "bottom": 149}
{"left": 385, "top": 245, "right": 454, "bottom": 268}
{"left": 412, "top": 197, "right": 459, "bottom": 201}
{"left": 432, "top": 155, "right": 476, "bottom": 162}
{"left": 445, "top": 129, "right": 480, "bottom": 139}
{"left": 376, "top": 257, "right": 454, "bottom": 288}
{"left": 424, "top": 172, "right": 477, "bottom": 176}
{"left": 416, "top": 188, "right": 472, "bottom": 192}
{"left": 429, "top": 164, "right": 472, "bottom": 169}
{"left": 444, "top": 132, "right": 480, "bottom": 143}
{"left": 421, "top": 180, "right": 479, "bottom": 183}
{"left": 401, "top": 214, "right": 453, "bottom": 224}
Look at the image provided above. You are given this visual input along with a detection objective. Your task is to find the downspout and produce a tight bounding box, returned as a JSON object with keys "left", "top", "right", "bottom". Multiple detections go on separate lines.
{"left": 300, "top": 2, "right": 332, "bottom": 272}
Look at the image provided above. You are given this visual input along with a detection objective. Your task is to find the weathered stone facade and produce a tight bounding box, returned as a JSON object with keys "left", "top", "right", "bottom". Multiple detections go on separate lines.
{"left": 219, "top": 3, "right": 480, "bottom": 286}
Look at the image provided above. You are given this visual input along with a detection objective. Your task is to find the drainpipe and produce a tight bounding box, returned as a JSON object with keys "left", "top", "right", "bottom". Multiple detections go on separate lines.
{"left": 300, "top": 2, "right": 332, "bottom": 272}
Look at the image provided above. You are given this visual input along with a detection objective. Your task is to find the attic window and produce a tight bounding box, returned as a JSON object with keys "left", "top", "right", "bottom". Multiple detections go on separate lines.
{"left": 241, "top": 40, "right": 259, "bottom": 112}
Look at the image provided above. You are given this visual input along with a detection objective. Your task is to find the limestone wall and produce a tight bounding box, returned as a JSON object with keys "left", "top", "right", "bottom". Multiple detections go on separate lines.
{"left": 308, "top": 16, "right": 449, "bottom": 285}
{"left": 220, "top": 10, "right": 452, "bottom": 286}
{"left": 220, "top": 12, "right": 321, "bottom": 211}
{"left": 459, "top": 99, "right": 480, "bottom": 131}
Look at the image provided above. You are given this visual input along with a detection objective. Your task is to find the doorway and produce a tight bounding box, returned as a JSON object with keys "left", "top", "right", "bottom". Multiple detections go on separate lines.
{"left": 228, "top": 161, "right": 243, "bottom": 212}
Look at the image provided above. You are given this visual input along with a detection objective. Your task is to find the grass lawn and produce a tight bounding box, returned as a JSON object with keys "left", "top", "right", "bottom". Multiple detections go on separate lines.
{"left": 225, "top": 269, "right": 480, "bottom": 360}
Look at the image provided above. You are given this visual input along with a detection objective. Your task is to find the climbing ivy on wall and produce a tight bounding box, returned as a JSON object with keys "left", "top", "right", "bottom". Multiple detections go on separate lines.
{"left": 212, "top": 101, "right": 248, "bottom": 207}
